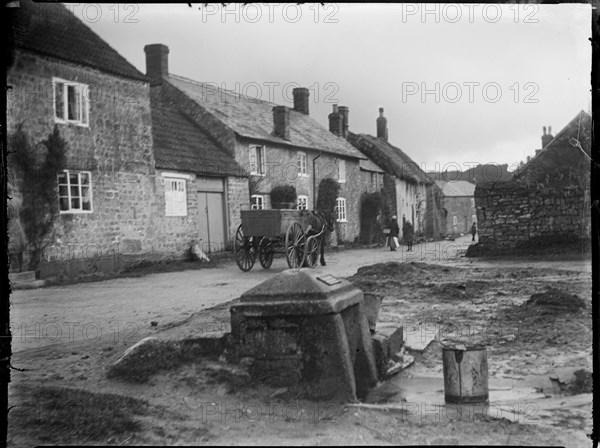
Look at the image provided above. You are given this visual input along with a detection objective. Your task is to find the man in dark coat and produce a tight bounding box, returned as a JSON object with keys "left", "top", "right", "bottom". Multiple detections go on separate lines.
{"left": 403, "top": 218, "right": 414, "bottom": 251}
{"left": 471, "top": 222, "right": 477, "bottom": 242}
{"left": 389, "top": 216, "right": 399, "bottom": 251}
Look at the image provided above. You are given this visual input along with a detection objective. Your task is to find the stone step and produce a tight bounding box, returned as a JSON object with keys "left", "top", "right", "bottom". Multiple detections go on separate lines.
{"left": 9, "top": 271, "right": 36, "bottom": 283}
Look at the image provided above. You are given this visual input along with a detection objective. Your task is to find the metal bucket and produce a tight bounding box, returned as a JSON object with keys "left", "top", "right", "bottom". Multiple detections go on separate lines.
{"left": 442, "top": 341, "right": 488, "bottom": 403}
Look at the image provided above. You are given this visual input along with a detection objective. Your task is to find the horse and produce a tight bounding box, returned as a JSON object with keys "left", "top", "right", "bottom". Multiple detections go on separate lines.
{"left": 305, "top": 209, "right": 335, "bottom": 266}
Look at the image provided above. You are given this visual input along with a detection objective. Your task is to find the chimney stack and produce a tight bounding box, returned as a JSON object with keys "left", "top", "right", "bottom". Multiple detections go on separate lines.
{"left": 541, "top": 125, "right": 553, "bottom": 148}
{"left": 328, "top": 104, "right": 343, "bottom": 136}
{"left": 376, "top": 107, "right": 388, "bottom": 141}
{"left": 144, "top": 44, "right": 169, "bottom": 84}
{"left": 338, "top": 106, "right": 349, "bottom": 137}
{"left": 272, "top": 106, "right": 290, "bottom": 140}
{"left": 292, "top": 88, "right": 309, "bottom": 115}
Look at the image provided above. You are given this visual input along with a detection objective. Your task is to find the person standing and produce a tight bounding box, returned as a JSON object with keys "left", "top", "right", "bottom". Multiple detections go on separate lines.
{"left": 404, "top": 219, "right": 414, "bottom": 251}
{"left": 471, "top": 222, "right": 477, "bottom": 242}
{"left": 389, "top": 216, "right": 400, "bottom": 251}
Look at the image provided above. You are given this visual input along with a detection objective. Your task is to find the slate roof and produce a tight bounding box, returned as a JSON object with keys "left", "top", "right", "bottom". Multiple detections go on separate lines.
{"left": 166, "top": 75, "right": 365, "bottom": 160}
{"left": 15, "top": 0, "right": 147, "bottom": 82}
{"left": 150, "top": 87, "right": 245, "bottom": 177}
{"left": 346, "top": 132, "right": 431, "bottom": 185}
{"left": 435, "top": 180, "right": 475, "bottom": 197}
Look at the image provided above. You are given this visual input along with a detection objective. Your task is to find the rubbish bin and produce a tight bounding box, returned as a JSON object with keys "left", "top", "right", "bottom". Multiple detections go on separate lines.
{"left": 442, "top": 340, "right": 488, "bottom": 403}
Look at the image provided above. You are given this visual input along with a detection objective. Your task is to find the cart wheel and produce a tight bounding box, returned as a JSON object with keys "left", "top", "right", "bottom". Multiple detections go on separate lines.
{"left": 304, "top": 235, "right": 320, "bottom": 268}
{"left": 258, "top": 237, "right": 274, "bottom": 269}
{"left": 234, "top": 224, "right": 256, "bottom": 272}
{"left": 285, "top": 222, "right": 306, "bottom": 269}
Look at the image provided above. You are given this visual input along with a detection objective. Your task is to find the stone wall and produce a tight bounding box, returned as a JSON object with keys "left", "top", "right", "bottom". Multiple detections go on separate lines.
{"left": 475, "top": 181, "right": 590, "bottom": 251}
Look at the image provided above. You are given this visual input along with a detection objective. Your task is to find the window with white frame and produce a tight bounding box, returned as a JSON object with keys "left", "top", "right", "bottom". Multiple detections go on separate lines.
{"left": 249, "top": 145, "right": 266, "bottom": 175}
{"left": 297, "top": 152, "right": 308, "bottom": 176}
{"left": 53, "top": 78, "right": 89, "bottom": 126}
{"left": 58, "top": 170, "right": 93, "bottom": 213}
{"left": 471, "top": 198, "right": 475, "bottom": 207}
{"left": 338, "top": 159, "right": 346, "bottom": 183}
{"left": 297, "top": 195, "right": 308, "bottom": 210}
{"left": 335, "top": 197, "right": 347, "bottom": 222}
{"left": 251, "top": 194, "right": 265, "bottom": 210}
{"left": 452, "top": 216, "right": 458, "bottom": 226}
{"left": 164, "top": 178, "right": 187, "bottom": 216}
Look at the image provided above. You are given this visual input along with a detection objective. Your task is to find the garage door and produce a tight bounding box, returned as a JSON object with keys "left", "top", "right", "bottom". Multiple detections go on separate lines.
{"left": 197, "top": 178, "right": 226, "bottom": 253}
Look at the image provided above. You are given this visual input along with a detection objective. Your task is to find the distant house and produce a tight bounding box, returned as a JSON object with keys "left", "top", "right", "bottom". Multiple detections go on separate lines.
{"left": 435, "top": 180, "right": 476, "bottom": 236}
{"left": 347, "top": 108, "right": 437, "bottom": 239}
{"left": 474, "top": 111, "right": 591, "bottom": 252}
{"left": 7, "top": 1, "right": 157, "bottom": 275}
{"left": 143, "top": 44, "right": 367, "bottom": 243}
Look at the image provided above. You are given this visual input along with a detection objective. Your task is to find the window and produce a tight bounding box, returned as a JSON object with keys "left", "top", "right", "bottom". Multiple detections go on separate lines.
{"left": 58, "top": 170, "right": 92, "bottom": 213}
{"left": 297, "top": 195, "right": 308, "bottom": 210}
{"left": 249, "top": 145, "right": 266, "bottom": 175}
{"left": 471, "top": 198, "right": 475, "bottom": 207}
{"left": 452, "top": 216, "right": 458, "bottom": 226}
{"left": 338, "top": 159, "right": 346, "bottom": 183}
{"left": 335, "top": 197, "right": 347, "bottom": 222}
{"left": 164, "top": 178, "right": 187, "bottom": 216}
{"left": 251, "top": 195, "right": 265, "bottom": 210}
{"left": 53, "top": 78, "right": 89, "bottom": 126}
{"left": 297, "top": 152, "right": 308, "bottom": 176}
{"left": 371, "top": 172, "right": 378, "bottom": 190}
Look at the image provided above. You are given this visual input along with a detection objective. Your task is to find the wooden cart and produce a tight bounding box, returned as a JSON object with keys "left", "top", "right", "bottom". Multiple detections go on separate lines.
{"left": 234, "top": 209, "right": 325, "bottom": 272}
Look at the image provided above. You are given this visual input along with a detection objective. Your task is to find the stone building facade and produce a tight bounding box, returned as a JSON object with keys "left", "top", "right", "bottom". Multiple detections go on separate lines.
{"left": 7, "top": 1, "right": 157, "bottom": 276}
{"left": 145, "top": 45, "right": 367, "bottom": 244}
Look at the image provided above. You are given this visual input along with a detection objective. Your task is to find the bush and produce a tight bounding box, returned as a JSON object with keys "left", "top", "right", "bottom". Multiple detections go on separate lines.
{"left": 359, "top": 192, "right": 383, "bottom": 244}
{"left": 316, "top": 177, "right": 340, "bottom": 213}
{"left": 270, "top": 185, "right": 297, "bottom": 209}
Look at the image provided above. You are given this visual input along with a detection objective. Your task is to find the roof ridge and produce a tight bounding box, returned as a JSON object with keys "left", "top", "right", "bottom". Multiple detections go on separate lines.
{"left": 167, "top": 73, "right": 279, "bottom": 107}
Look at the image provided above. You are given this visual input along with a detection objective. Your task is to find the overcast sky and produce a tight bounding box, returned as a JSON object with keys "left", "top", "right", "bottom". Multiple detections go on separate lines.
{"left": 75, "top": 3, "right": 590, "bottom": 172}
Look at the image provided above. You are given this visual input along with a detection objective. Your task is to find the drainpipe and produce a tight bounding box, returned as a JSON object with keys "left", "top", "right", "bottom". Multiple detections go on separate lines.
{"left": 312, "top": 154, "right": 321, "bottom": 209}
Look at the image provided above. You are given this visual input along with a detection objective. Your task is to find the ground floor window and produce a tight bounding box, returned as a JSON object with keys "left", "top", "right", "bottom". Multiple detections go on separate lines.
{"left": 335, "top": 197, "right": 347, "bottom": 222}
{"left": 251, "top": 194, "right": 265, "bottom": 210}
{"left": 297, "top": 195, "right": 308, "bottom": 210}
{"left": 165, "top": 178, "right": 187, "bottom": 216}
{"left": 58, "top": 170, "right": 92, "bottom": 213}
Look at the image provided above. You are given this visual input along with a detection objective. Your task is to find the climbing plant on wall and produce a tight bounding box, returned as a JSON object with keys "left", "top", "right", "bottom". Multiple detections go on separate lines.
{"left": 359, "top": 191, "right": 383, "bottom": 244}
{"left": 10, "top": 124, "right": 67, "bottom": 270}
{"left": 316, "top": 177, "right": 340, "bottom": 214}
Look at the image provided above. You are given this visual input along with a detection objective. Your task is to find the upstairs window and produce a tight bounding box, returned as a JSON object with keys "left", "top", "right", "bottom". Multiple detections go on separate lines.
{"left": 335, "top": 197, "right": 347, "bottom": 222}
{"left": 53, "top": 78, "right": 89, "bottom": 126}
{"left": 164, "top": 178, "right": 187, "bottom": 216}
{"left": 338, "top": 159, "right": 346, "bottom": 183}
{"left": 249, "top": 145, "right": 266, "bottom": 175}
{"left": 58, "top": 170, "right": 92, "bottom": 213}
{"left": 297, "top": 195, "right": 308, "bottom": 210}
{"left": 251, "top": 194, "right": 265, "bottom": 210}
{"left": 297, "top": 152, "right": 308, "bottom": 176}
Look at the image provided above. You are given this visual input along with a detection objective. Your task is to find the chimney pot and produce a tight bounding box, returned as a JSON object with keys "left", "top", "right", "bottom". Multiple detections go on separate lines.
{"left": 144, "top": 44, "right": 169, "bottom": 84}
{"left": 376, "top": 107, "right": 388, "bottom": 141}
{"left": 292, "top": 88, "right": 310, "bottom": 115}
{"left": 541, "top": 125, "right": 553, "bottom": 148}
{"left": 272, "top": 106, "right": 290, "bottom": 140}
{"left": 543, "top": 126, "right": 546, "bottom": 136}
{"left": 338, "top": 106, "right": 349, "bottom": 137}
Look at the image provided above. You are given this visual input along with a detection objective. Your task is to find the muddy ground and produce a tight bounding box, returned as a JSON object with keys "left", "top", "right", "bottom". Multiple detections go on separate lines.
{"left": 8, "top": 259, "right": 593, "bottom": 446}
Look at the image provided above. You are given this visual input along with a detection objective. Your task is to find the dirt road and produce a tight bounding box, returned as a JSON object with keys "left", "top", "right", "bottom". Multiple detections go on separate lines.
{"left": 7, "top": 237, "right": 594, "bottom": 447}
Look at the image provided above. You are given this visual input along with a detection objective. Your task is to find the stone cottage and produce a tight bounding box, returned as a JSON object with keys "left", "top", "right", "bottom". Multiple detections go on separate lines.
{"left": 7, "top": 0, "right": 157, "bottom": 276}
{"left": 347, "top": 108, "right": 437, "bottom": 239}
{"left": 435, "top": 180, "right": 476, "bottom": 236}
{"left": 474, "top": 110, "right": 591, "bottom": 253}
{"left": 143, "top": 44, "right": 367, "bottom": 243}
